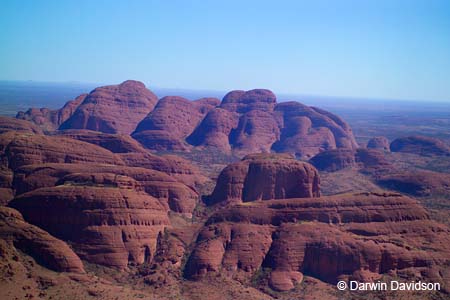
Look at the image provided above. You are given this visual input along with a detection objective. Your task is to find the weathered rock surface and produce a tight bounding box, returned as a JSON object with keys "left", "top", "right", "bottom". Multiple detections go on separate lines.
{"left": 128, "top": 88, "right": 357, "bottom": 157}
{"left": 13, "top": 163, "right": 199, "bottom": 215}
{"left": 118, "top": 152, "right": 208, "bottom": 187}
{"left": 0, "top": 169, "right": 14, "bottom": 205}
{"left": 53, "top": 129, "right": 146, "bottom": 153}
{"left": 186, "top": 192, "right": 450, "bottom": 291}
{"left": 209, "top": 153, "right": 320, "bottom": 205}
{"left": 9, "top": 186, "right": 170, "bottom": 269}
{"left": 0, "top": 206, "right": 85, "bottom": 273}
{"left": 60, "top": 80, "right": 158, "bottom": 135}
{"left": 367, "top": 136, "right": 390, "bottom": 151}
{"left": 309, "top": 148, "right": 390, "bottom": 172}
{"left": 0, "top": 116, "right": 44, "bottom": 135}
{"left": 0, "top": 131, "right": 123, "bottom": 170}
{"left": 16, "top": 94, "right": 87, "bottom": 132}
{"left": 187, "top": 108, "right": 239, "bottom": 153}
{"left": 14, "top": 82, "right": 358, "bottom": 158}
{"left": 390, "top": 136, "right": 450, "bottom": 156}
{"left": 272, "top": 102, "right": 357, "bottom": 158}
{"left": 132, "top": 96, "right": 219, "bottom": 151}
{"left": 309, "top": 149, "right": 356, "bottom": 172}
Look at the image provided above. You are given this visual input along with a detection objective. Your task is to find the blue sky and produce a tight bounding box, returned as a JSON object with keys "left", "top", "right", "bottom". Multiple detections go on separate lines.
{"left": 1, "top": 0, "right": 450, "bottom": 102}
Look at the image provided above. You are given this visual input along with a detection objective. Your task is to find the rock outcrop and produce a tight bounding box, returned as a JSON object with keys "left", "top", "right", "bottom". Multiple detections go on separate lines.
{"left": 60, "top": 80, "right": 158, "bottom": 135}
{"left": 0, "top": 116, "right": 43, "bottom": 134}
{"left": 390, "top": 136, "right": 450, "bottom": 156}
{"left": 132, "top": 96, "right": 219, "bottom": 151}
{"left": 185, "top": 192, "right": 450, "bottom": 291}
{"left": 209, "top": 153, "right": 320, "bottom": 205}
{"left": 0, "top": 206, "right": 85, "bottom": 273}
{"left": 309, "top": 148, "right": 390, "bottom": 172}
{"left": 271, "top": 103, "right": 357, "bottom": 158}
{"left": 9, "top": 186, "right": 170, "bottom": 269}
{"left": 129, "top": 88, "right": 357, "bottom": 157}
{"left": 0, "top": 131, "right": 123, "bottom": 170}
{"left": 13, "top": 163, "right": 199, "bottom": 215}
{"left": 16, "top": 94, "right": 87, "bottom": 132}
{"left": 53, "top": 129, "right": 146, "bottom": 153}
{"left": 367, "top": 136, "right": 390, "bottom": 151}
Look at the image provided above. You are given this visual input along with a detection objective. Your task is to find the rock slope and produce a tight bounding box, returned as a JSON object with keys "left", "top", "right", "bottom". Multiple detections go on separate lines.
{"left": 59, "top": 80, "right": 158, "bottom": 135}
{"left": 0, "top": 206, "right": 85, "bottom": 273}
{"left": 133, "top": 89, "right": 358, "bottom": 157}
{"left": 16, "top": 94, "right": 87, "bottom": 132}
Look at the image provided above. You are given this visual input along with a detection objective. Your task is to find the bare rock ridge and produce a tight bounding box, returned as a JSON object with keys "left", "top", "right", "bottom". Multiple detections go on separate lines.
{"left": 16, "top": 94, "right": 87, "bottom": 132}
{"left": 390, "top": 135, "right": 450, "bottom": 156}
{"left": 309, "top": 148, "right": 390, "bottom": 172}
{"left": 208, "top": 153, "right": 320, "bottom": 205}
{"left": 0, "top": 206, "right": 85, "bottom": 273}
{"left": 13, "top": 80, "right": 358, "bottom": 158}
{"left": 0, "top": 116, "right": 44, "bottom": 135}
{"left": 59, "top": 80, "right": 158, "bottom": 135}
{"left": 53, "top": 129, "right": 148, "bottom": 153}
{"left": 0, "top": 130, "right": 203, "bottom": 214}
{"left": 186, "top": 155, "right": 450, "bottom": 292}
{"left": 186, "top": 90, "right": 358, "bottom": 157}
{"left": 12, "top": 163, "right": 199, "bottom": 215}
{"left": 186, "top": 192, "right": 450, "bottom": 292}
{"left": 9, "top": 186, "right": 169, "bottom": 269}
{"left": 132, "top": 96, "right": 219, "bottom": 151}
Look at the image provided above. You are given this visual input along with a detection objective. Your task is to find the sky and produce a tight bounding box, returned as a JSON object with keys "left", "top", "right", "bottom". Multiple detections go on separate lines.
{"left": 1, "top": 0, "right": 450, "bottom": 102}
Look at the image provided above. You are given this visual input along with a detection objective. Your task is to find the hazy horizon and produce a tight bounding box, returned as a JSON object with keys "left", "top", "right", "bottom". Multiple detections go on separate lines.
{"left": 1, "top": 80, "right": 450, "bottom": 120}
{"left": 1, "top": 1, "right": 450, "bottom": 103}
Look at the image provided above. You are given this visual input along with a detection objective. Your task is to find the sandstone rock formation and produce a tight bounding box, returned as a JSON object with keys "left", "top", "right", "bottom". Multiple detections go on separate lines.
{"left": 132, "top": 96, "right": 219, "bottom": 151}
{"left": 16, "top": 94, "right": 87, "bottom": 132}
{"left": 13, "top": 163, "right": 199, "bottom": 215}
{"left": 367, "top": 136, "right": 390, "bottom": 151}
{"left": 118, "top": 152, "right": 208, "bottom": 187}
{"left": 0, "top": 116, "right": 43, "bottom": 134}
{"left": 53, "top": 129, "right": 146, "bottom": 153}
{"left": 9, "top": 185, "right": 170, "bottom": 269}
{"left": 309, "top": 148, "right": 390, "bottom": 172}
{"left": 271, "top": 102, "right": 357, "bottom": 158}
{"left": 0, "top": 129, "right": 204, "bottom": 213}
{"left": 209, "top": 153, "right": 320, "bottom": 205}
{"left": 59, "top": 80, "right": 158, "bottom": 135}
{"left": 390, "top": 135, "right": 450, "bottom": 156}
{"left": 186, "top": 192, "right": 450, "bottom": 291}
{"left": 128, "top": 88, "right": 357, "bottom": 157}
{"left": 0, "top": 131, "right": 123, "bottom": 170}
{"left": 0, "top": 169, "right": 14, "bottom": 205}
{"left": 0, "top": 206, "right": 85, "bottom": 273}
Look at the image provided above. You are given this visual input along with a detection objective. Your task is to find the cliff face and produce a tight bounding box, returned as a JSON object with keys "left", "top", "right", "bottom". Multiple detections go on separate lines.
{"left": 186, "top": 193, "right": 449, "bottom": 291}
{"left": 10, "top": 186, "right": 169, "bottom": 269}
{"left": 209, "top": 153, "right": 320, "bottom": 205}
